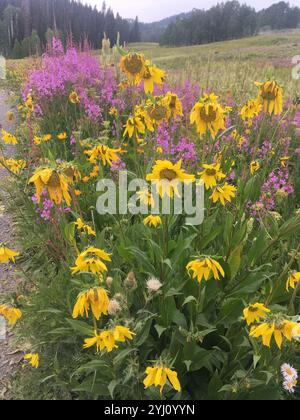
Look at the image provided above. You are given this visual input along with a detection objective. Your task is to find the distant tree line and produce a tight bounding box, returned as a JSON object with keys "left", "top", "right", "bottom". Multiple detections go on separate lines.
{"left": 0, "top": 0, "right": 141, "bottom": 58}
{"left": 160, "top": 1, "right": 300, "bottom": 46}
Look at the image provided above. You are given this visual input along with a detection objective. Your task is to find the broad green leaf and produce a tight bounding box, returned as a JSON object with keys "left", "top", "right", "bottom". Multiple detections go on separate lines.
{"left": 65, "top": 319, "right": 94, "bottom": 337}
{"left": 227, "top": 244, "right": 243, "bottom": 279}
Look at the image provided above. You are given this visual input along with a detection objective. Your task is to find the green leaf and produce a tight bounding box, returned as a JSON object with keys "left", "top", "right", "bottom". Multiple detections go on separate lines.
{"left": 155, "top": 324, "right": 167, "bottom": 338}
{"left": 227, "top": 244, "right": 243, "bottom": 279}
{"left": 201, "top": 225, "right": 222, "bottom": 249}
{"left": 65, "top": 319, "right": 94, "bottom": 337}
{"left": 278, "top": 215, "right": 300, "bottom": 238}
{"left": 64, "top": 222, "right": 76, "bottom": 245}
{"left": 218, "top": 385, "right": 233, "bottom": 393}
{"left": 223, "top": 212, "right": 233, "bottom": 248}
{"left": 116, "top": 43, "right": 128, "bottom": 57}
{"left": 182, "top": 295, "right": 197, "bottom": 307}
{"left": 72, "top": 377, "right": 110, "bottom": 396}
{"left": 242, "top": 176, "right": 261, "bottom": 202}
{"left": 113, "top": 348, "right": 136, "bottom": 365}
{"left": 172, "top": 310, "right": 187, "bottom": 329}
{"left": 218, "top": 298, "right": 244, "bottom": 327}
{"left": 108, "top": 379, "right": 120, "bottom": 399}
{"left": 135, "top": 318, "right": 153, "bottom": 346}
{"left": 207, "top": 373, "right": 223, "bottom": 399}
{"left": 164, "top": 288, "right": 183, "bottom": 298}
{"left": 183, "top": 360, "right": 192, "bottom": 372}
{"left": 253, "top": 354, "right": 261, "bottom": 369}
{"left": 231, "top": 223, "right": 247, "bottom": 248}
{"left": 248, "top": 229, "right": 268, "bottom": 266}
{"left": 229, "top": 271, "right": 275, "bottom": 297}
{"left": 75, "top": 360, "right": 109, "bottom": 374}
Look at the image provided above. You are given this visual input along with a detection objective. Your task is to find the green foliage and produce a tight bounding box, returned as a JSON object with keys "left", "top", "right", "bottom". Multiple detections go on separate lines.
{"left": 2, "top": 39, "right": 300, "bottom": 401}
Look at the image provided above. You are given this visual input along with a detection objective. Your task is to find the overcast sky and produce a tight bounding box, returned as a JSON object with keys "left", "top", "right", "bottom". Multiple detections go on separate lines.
{"left": 85, "top": 0, "right": 300, "bottom": 22}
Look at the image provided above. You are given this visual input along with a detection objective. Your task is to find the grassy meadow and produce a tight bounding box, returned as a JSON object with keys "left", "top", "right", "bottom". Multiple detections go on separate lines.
{"left": 126, "top": 31, "right": 300, "bottom": 98}
{"left": 5, "top": 30, "right": 300, "bottom": 99}
{"left": 1, "top": 30, "right": 300, "bottom": 400}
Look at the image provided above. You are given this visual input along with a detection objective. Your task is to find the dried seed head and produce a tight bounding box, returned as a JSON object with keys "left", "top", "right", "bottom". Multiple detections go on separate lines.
{"left": 124, "top": 271, "right": 137, "bottom": 290}
{"left": 106, "top": 276, "right": 113, "bottom": 287}
{"left": 108, "top": 299, "right": 121, "bottom": 316}
{"left": 146, "top": 277, "right": 162, "bottom": 293}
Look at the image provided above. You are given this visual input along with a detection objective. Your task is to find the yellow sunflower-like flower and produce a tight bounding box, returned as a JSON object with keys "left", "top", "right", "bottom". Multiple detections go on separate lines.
{"left": 134, "top": 105, "right": 155, "bottom": 132}
{"left": 109, "top": 107, "right": 118, "bottom": 117}
{"left": 34, "top": 134, "right": 52, "bottom": 145}
{"left": 69, "top": 91, "right": 80, "bottom": 104}
{"left": 71, "top": 247, "right": 111, "bottom": 276}
{"left": 120, "top": 53, "right": 146, "bottom": 84}
{"left": 137, "top": 189, "right": 155, "bottom": 207}
{"left": 240, "top": 99, "right": 262, "bottom": 121}
{"left": 0, "top": 304, "right": 22, "bottom": 326}
{"left": 144, "top": 215, "right": 162, "bottom": 228}
{"left": 74, "top": 218, "right": 96, "bottom": 236}
{"left": 60, "top": 163, "right": 81, "bottom": 184}
{"left": 187, "top": 257, "right": 225, "bottom": 283}
{"left": 210, "top": 183, "right": 237, "bottom": 206}
{"left": 146, "top": 160, "right": 195, "bottom": 198}
{"left": 243, "top": 303, "right": 270, "bottom": 326}
{"left": 25, "top": 94, "right": 34, "bottom": 113}
{"left": 163, "top": 92, "right": 183, "bottom": 119}
{"left": 24, "top": 353, "right": 39, "bottom": 369}
{"left": 113, "top": 326, "right": 135, "bottom": 342}
{"left": 256, "top": 80, "right": 283, "bottom": 115}
{"left": 280, "top": 156, "right": 289, "bottom": 168}
{"left": 286, "top": 272, "right": 300, "bottom": 291}
{"left": 84, "top": 144, "right": 121, "bottom": 166}
{"left": 198, "top": 163, "right": 226, "bottom": 190}
{"left": 147, "top": 98, "right": 170, "bottom": 125}
{"left": 43, "top": 134, "right": 52, "bottom": 142}
{"left": 142, "top": 61, "right": 165, "bottom": 94}
{"left": 124, "top": 116, "right": 146, "bottom": 139}
{"left": 88, "top": 165, "right": 99, "bottom": 178}
{"left": 0, "top": 247, "right": 19, "bottom": 263}
{"left": 190, "top": 94, "right": 226, "bottom": 139}
{"left": 250, "top": 320, "right": 298, "bottom": 349}
{"left": 72, "top": 287, "right": 109, "bottom": 320}
{"left": 250, "top": 161, "right": 260, "bottom": 175}
{"left": 143, "top": 365, "right": 181, "bottom": 394}
{"left": 57, "top": 132, "right": 67, "bottom": 141}
{"left": 0, "top": 158, "right": 26, "bottom": 174}
{"left": 29, "top": 168, "right": 71, "bottom": 206}
{"left": 1, "top": 129, "right": 18, "bottom": 145}
{"left": 83, "top": 326, "right": 135, "bottom": 353}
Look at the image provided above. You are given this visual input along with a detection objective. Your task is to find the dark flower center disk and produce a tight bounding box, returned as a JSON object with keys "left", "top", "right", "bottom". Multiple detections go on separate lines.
{"left": 64, "top": 167, "right": 74, "bottom": 178}
{"left": 47, "top": 171, "right": 61, "bottom": 188}
{"left": 124, "top": 55, "right": 144, "bottom": 75}
{"left": 169, "top": 96, "right": 177, "bottom": 109}
{"left": 160, "top": 169, "right": 178, "bottom": 181}
{"left": 200, "top": 105, "right": 217, "bottom": 123}
{"left": 205, "top": 169, "right": 217, "bottom": 176}
{"left": 261, "top": 87, "right": 277, "bottom": 101}
{"left": 143, "top": 67, "right": 152, "bottom": 79}
{"left": 248, "top": 306, "right": 259, "bottom": 313}
{"left": 150, "top": 105, "right": 168, "bottom": 121}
